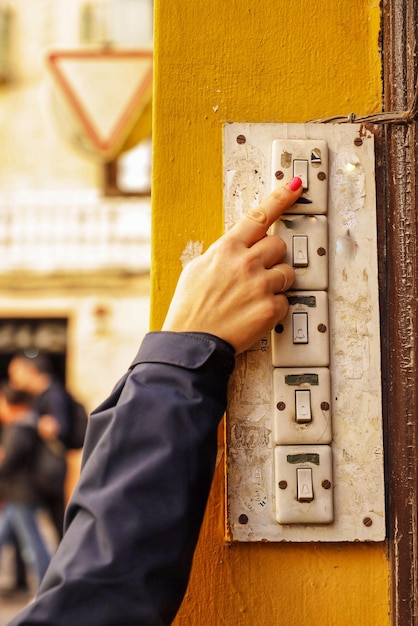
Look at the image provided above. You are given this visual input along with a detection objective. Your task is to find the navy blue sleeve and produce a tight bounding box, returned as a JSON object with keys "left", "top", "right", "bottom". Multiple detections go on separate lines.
{"left": 9, "top": 332, "right": 235, "bottom": 626}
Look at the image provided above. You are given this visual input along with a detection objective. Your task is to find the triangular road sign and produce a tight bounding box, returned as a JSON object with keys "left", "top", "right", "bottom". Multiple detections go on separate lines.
{"left": 45, "top": 49, "right": 153, "bottom": 159}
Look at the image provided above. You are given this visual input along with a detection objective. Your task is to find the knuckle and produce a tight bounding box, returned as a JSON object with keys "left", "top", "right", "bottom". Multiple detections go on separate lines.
{"left": 270, "top": 187, "right": 285, "bottom": 203}
{"left": 284, "top": 265, "right": 296, "bottom": 286}
{"left": 273, "top": 294, "right": 289, "bottom": 321}
{"left": 245, "top": 207, "right": 269, "bottom": 227}
{"left": 262, "top": 294, "right": 287, "bottom": 324}
{"left": 270, "top": 234, "right": 287, "bottom": 258}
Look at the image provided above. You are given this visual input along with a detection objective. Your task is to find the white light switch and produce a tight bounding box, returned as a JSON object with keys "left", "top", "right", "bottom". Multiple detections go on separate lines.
{"left": 292, "top": 311, "right": 308, "bottom": 344}
{"left": 275, "top": 444, "right": 333, "bottom": 524}
{"left": 272, "top": 291, "right": 329, "bottom": 367}
{"left": 293, "top": 159, "right": 308, "bottom": 190}
{"left": 273, "top": 367, "right": 332, "bottom": 445}
{"left": 297, "top": 467, "right": 314, "bottom": 502}
{"left": 295, "top": 389, "right": 312, "bottom": 423}
{"left": 292, "top": 235, "right": 309, "bottom": 267}
{"left": 271, "top": 139, "right": 328, "bottom": 214}
{"left": 272, "top": 215, "right": 328, "bottom": 290}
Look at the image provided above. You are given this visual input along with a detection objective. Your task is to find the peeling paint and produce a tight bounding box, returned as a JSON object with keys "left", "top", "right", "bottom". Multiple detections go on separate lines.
{"left": 179, "top": 240, "right": 204, "bottom": 267}
{"left": 224, "top": 142, "right": 267, "bottom": 231}
{"left": 332, "top": 151, "right": 366, "bottom": 229}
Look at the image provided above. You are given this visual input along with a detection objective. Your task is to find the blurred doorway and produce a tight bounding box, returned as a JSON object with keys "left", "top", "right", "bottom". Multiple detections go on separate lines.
{"left": 0, "top": 317, "right": 68, "bottom": 383}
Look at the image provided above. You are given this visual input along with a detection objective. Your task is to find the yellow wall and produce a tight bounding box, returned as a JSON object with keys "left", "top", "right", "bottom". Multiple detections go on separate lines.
{"left": 152, "top": 1, "right": 389, "bottom": 624}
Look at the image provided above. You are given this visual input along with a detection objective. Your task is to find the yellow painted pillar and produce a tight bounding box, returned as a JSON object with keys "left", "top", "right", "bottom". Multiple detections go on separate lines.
{"left": 152, "top": 1, "right": 389, "bottom": 624}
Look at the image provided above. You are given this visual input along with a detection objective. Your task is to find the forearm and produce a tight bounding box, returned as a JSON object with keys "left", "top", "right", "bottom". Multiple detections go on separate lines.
{"left": 10, "top": 332, "right": 235, "bottom": 626}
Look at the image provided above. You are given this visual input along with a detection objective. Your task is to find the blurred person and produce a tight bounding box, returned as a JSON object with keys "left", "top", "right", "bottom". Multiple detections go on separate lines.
{"left": 0, "top": 384, "right": 51, "bottom": 593}
{"left": 8, "top": 353, "right": 70, "bottom": 539}
{"left": 0, "top": 422, "right": 29, "bottom": 599}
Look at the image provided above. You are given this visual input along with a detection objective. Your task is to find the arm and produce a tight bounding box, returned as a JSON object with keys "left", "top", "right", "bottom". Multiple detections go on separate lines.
{"left": 9, "top": 179, "right": 302, "bottom": 626}
{"left": 11, "top": 332, "right": 234, "bottom": 626}
{"left": 35, "top": 384, "right": 70, "bottom": 444}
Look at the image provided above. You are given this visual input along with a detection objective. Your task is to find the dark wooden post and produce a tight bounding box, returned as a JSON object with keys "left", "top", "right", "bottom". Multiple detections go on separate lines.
{"left": 381, "top": 1, "right": 418, "bottom": 623}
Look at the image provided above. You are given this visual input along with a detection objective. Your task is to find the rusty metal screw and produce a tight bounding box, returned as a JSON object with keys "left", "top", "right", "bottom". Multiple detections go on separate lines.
{"left": 317, "top": 247, "right": 326, "bottom": 256}
{"left": 277, "top": 402, "right": 286, "bottom": 411}
{"left": 275, "top": 170, "right": 284, "bottom": 180}
{"left": 275, "top": 324, "right": 284, "bottom": 334}
{"left": 321, "top": 402, "right": 330, "bottom": 411}
{"left": 318, "top": 324, "right": 327, "bottom": 333}
{"left": 278, "top": 481, "right": 288, "bottom": 490}
{"left": 236, "top": 135, "right": 246, "bottom": 144}
{"left": 317, "top": 171, "right": 327, "bottom": 181}
{"left": 363, "top": 516, "right": 373, "bottom": 527}
{"left": 239, "top": 514, "right": 249, "bottom": 524}
{"left": 322, "top": 480, "right": 332, "bottom": 490}
{"left": 354, "top": 137, "right": 363, "bottom": 147}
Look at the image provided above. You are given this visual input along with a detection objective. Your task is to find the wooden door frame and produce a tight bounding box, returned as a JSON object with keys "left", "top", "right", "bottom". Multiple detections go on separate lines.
{"left": 381, "top": 1, "right": 418, "bottom": 623}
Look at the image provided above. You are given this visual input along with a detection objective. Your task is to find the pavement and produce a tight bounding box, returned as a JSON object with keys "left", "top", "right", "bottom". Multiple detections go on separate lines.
{"left": 0, "top": 511, "right": 58, "bottom": 625}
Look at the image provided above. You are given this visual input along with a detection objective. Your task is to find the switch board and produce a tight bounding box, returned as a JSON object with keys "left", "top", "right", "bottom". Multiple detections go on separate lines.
{"left": 275, "top": 445, "right": 334, "bottom": 524}
{"left": 272, "top": 215, "right": 328, "bottom": 290}
{"left": 271, "top": 139, "right": 328, "bottom": 214}
{"left": 272, "top": 291, "right": 329, "bottom": 367}
{"left": 273, "top": 367, "right": 332, "bottom": 445}
{"left": 224, "top": 123, "right": 385, "bottom": 542}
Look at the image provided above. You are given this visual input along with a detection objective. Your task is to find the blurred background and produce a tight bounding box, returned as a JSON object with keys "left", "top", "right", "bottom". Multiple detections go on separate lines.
{"left": 0, "top": 6, "right": 153, "bottom": 615}
{"left": 0, "top": 0, "right": 153, "bottom": 479}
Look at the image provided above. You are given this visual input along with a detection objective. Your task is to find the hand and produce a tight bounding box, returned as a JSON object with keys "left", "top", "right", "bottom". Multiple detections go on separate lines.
{"left": 38, "top": 414, "right": 60, "bottom": 441}
{"left": 162, "top": 177, "right": 303, "bottom": 354}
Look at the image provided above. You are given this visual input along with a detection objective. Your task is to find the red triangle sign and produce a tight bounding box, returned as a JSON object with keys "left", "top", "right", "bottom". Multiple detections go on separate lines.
{"left": 45, "top": 49, "right": 153, "bottom": 158}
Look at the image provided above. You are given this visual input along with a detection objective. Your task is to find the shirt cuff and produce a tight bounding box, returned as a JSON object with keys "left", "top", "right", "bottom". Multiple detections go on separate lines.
{"left": 130, "top": 331, "right": 235, "bottom": 376}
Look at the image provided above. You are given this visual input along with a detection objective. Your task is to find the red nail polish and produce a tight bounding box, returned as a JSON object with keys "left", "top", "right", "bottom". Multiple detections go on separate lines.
{"left": 287, "top": 176, "right": 303, "bottom": 191}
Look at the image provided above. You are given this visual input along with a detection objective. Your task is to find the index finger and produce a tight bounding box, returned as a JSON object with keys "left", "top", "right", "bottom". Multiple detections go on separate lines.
{"left": 229, "top": 177, "right": 303, "bottom": 247}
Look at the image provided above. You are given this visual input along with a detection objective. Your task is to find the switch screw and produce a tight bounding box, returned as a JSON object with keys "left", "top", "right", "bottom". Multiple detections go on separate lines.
{"left": 321, "top": 402, "right": 330, "bottom": 411}
{"left": 354, "top": 137, "right": 363, "bottom": 147}
{"left": 274, "top": 324, "right": 284, "bottom": 334}
{"left": 317, "top": 247, "right": 326, "bottom": 257}
{"left": 317, "top": 324, "right": 327, "bottom": 333}
{"left": 322, "top": 480, "right": 332, "bottom": 489}
{"left": 317, "top": 171, "right": 327, "bottom": 181}
{"left": 238, "top": 514, "right": 249, "bottom": 524}
{"left": 277, "top": 402, "right": 286, "bottom": 411}
{"left": 363, "top": 516, "right": 373, "bottom": 527}
{"left": 278, "top": 481, "right": 288, "bottom": 490}
{"left": 236, "top": 135, "right": 246, "bottom": 144}
{"left": 274, "top": 170, "right": 284, "bottom": 180}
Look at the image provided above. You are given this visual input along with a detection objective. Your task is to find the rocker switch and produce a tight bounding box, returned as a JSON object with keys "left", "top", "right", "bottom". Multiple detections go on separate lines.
{"left": 293, "top": 159, "right": 308, "bottom": 190}
{"left": 295, "top": 389, "right": 312, "bottom": 424}
{"left": 297, "top": 468, "right": 314, "bottom": 502}
{"left": 292, "top": 235, "right": 309, "bottom": 267}
{"left": 292, "top": 312, "right": 308, "bottom": 344}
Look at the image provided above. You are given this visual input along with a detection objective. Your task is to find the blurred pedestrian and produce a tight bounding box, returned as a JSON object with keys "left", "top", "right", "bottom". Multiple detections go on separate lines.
{"left": 0, "top": 384, "right": 51, "bottom": 591}
{"left": 8, "top": 353, "right": 70, "bottom": 538}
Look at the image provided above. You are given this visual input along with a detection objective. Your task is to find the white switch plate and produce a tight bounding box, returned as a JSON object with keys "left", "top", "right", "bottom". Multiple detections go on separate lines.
{"left": 275, "top": 445, "right": 334, "bottom": 524}
{"left": 272, "top": 291, "right": 329, "bottom": 367}
{"left": 273, "top": 367, "right": 332, "bottom": 445}
{"left": 224, "top": 123, "right": 385, "bottom": 542}
{"left": 272, "top": 215, "right": 328, "bottom": 290}
{"left": 271, "top": 139, "right": 328, "bottom": 214}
